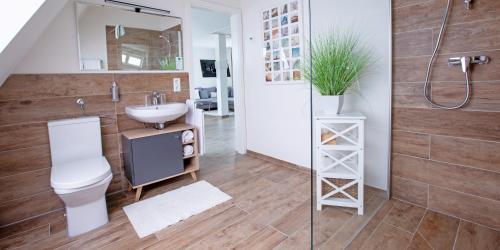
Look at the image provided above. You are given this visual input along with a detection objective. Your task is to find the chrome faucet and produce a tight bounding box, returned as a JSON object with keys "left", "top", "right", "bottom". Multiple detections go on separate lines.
{"left": 151, "top": 91, "right": 161, "bottom": 106}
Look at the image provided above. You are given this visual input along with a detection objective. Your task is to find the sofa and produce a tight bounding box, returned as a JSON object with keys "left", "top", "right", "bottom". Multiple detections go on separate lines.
{"left": 195, "top": 87, "right": 234, "bottom": 111}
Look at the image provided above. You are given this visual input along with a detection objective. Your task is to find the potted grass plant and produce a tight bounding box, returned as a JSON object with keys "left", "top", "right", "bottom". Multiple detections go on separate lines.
{"left": 304, "top": 30, "right": 373, "bottom": 114}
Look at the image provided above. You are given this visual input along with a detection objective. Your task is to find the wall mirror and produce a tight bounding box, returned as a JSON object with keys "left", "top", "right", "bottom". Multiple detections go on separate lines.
{"left": 76, "top": 2, "right": 183, "bottom": 71}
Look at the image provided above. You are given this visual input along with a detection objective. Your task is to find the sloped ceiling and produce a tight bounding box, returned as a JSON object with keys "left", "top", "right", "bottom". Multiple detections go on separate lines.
{"left": 0, "top": 0, "right": 67, "bottom": 86}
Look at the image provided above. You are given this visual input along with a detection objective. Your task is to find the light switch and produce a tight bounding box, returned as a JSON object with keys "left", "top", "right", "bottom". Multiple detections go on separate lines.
{"left": 173, "top": 78, "right": 181, "bottom": 92}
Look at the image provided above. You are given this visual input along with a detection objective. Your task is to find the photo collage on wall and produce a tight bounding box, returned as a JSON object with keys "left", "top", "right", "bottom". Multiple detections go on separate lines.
{"left": 262, "top": 0, "right": 302, "bottom": 84}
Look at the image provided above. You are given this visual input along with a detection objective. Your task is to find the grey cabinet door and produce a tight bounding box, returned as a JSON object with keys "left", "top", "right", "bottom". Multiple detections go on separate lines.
{"left": 131, "top": 132, "right": 183, "bottom": 185}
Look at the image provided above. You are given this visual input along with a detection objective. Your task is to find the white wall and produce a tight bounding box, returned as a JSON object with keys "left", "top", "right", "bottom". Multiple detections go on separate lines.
{"left": 310, "top": 0, "right": 391, "bottom": 190}
{"left": 241, "top": 0, "right": 312, "bottom": 168}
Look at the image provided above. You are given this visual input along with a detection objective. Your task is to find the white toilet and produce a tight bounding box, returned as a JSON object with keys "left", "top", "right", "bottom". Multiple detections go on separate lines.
{"left": 48, "top": 116, "right": 113, "bottom": 237}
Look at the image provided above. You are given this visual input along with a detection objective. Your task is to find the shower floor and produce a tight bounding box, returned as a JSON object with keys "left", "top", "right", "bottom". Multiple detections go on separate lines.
{"left": 347, "top": 198, "right": 500, "bottom": 250}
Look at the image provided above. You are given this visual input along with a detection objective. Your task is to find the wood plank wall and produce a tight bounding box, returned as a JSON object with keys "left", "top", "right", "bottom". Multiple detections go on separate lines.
{"left": 0, "top": 73, "right": 190, "bottom": 235}
{"left": 391, "top": 0, "right": 500, "bottom": 230}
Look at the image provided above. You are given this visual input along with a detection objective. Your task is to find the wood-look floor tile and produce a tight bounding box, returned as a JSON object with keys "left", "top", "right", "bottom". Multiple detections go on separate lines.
{"left": 359, "top": 223, "right": 412, "bottom": 250}
{"left": 234, "top": 226, "right": 287, "bottom": 250}
{"left": 416, "top": 210, "right": 460, "bottom": 249}
{"left": 150, "top": 206, "right": 247, "bottom": 250}
{"left": 271, "top": 199, "right": 310, "bottom": 236}
{"left": 407, "top": 233, "right": 432, "bottom": 250}
{"left": 277, "top": 206, "right": 352, "bottom": 249}
{"left": 323, "top": 195, "right": 386, "bottom": 249}
{"left": 454, "top": 221, "right": 500, "bottom": 250}
{"left": 346, "top": 200, "right": 396, "bottom": 250}
{"left": 185, "top": 215, "right": 266, "bottom": 250}
{"left": 383, "top": 200, "right": 426, "bottom": 233}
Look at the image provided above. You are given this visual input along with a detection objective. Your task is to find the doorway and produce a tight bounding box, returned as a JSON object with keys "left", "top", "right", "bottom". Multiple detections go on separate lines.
{"left": 190, "top": 6, "right": 241, "bottom": 157}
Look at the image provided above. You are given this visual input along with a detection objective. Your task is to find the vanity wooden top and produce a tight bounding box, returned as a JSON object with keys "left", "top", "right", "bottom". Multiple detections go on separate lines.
{"left": 121, "top": 123, "right": 195, "bottom": 139}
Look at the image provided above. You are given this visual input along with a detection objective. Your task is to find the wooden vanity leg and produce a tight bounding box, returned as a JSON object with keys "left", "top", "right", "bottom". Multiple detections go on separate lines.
{"left": 135, "top": 186, "right": 143, "bottom": 202}
{"left": 190, "top": 172, "right": 198, "bottom": 181}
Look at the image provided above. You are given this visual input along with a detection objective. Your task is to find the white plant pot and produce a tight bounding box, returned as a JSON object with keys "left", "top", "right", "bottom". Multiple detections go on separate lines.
{"left": 320, "top": 95, "right": 344, "bottom": 114}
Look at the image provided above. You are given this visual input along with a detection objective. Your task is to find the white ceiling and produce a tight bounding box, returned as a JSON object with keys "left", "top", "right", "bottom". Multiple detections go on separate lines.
{"left": 191, "top": 7, "right": 231, "bottom": 48}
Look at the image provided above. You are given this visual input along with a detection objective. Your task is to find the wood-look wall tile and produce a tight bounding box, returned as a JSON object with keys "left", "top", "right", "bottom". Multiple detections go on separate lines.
{"left": 0, "top": 145, "right": 51, "bottom": 177}
{"left": 392, "top": 82, "right": 431, "bottom": 109}
{"left": 393, "top": 0, "right": 444, "bottom": 33}
{"left": 0, "top": 210, "right": 64, "bottom": 240}
{"left": 448, "top": 0, "right": 500, "bottom": 25}
{"left": 392, "top": 153, "right": 500, "bottom": 201}
{"left": 0, "top": 74, "right": 113, "bottom": 100}
{"left": 392, "top": 56, "right": 429, "bottom": 83}
{"left": 392, "top": 130, "right": 430, "bottom": 158}
{"left": 392, "top": 0, "right": 429, "bottom": 8}
{"left": 0, "top": 190, "right": 63, "bottom": 226}
{"left": 0, "top": 123, "right": 48, "bottom": 151}
{"left": 429, "top": 185, "right": 500, "bottom": 230}
{"left": 393, "top": 29, "right": 433, "bottom": 58}
{"left": 394, "top": 50, "right": 500, "bottom": 83}
{"left": 394, "top": 0, "right": 499, "bottom": 32}
{"left": 0, "top": 168, "right": 51, "bottom": 202}
{"left": 103, "top": 134, "right": 119, "bottom": 156}
{"left": 106, "top": 174, "right": 124, "bottom": 194}
{"left": 393, "top": 108, "right": 500, "bottom": 142}
{"left": 114, "top": 73, "right": 189, "bottom": 94}
{"left": 391, "top": 176, "right": 428, "bottom": 207}
{"left": 117, "top": 113, "right": 146, "bottom": 132}
{"left": 435, "top": 19, "right": 500, "bottom": 54}
{"left": 115, "top": 93, "right": 148, "bottom": 114}
{"left": 454, "top": 221, "right": 500, "bottom": 250}
{"left": 106, "top": 153, "right": 122, "bottom": 175}
{"left": 0, "top": 95, "right": 114, "bottom": 126}
{"left": 430, "top": 135, "right": 500, "bottom": 173}
{"left": 432, "top": 81, "right": 500, "bottom": 112}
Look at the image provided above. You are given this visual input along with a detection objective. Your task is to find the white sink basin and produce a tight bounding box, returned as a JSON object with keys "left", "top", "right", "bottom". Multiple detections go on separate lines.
{"left": 125, "top": 103, "right": 188, "bottom": 124}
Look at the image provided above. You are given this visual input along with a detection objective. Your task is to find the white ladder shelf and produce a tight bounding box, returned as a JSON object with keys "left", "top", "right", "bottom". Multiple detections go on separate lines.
{"left": 314, "top": 113, "right": 366, "bottom": 215}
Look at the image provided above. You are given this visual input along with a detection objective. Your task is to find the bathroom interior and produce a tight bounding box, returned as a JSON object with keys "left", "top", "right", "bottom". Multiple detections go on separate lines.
{"left": 0, "top": 0, "right": 498, "bottom": 249}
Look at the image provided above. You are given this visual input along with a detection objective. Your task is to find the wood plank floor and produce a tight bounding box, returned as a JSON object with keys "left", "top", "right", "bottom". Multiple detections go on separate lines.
{"left": 1, "top": 116, "right": 387, "bottom": 249}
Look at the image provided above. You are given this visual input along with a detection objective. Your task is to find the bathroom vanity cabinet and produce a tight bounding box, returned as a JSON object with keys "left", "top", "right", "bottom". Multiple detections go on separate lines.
{"left": 121, "top": 123, "right": 199, "bottom": 201}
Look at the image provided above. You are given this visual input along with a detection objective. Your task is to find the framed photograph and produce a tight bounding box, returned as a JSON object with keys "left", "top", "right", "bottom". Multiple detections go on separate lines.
{"left": 261, "top": 0, "right": 304, "bottom": 84}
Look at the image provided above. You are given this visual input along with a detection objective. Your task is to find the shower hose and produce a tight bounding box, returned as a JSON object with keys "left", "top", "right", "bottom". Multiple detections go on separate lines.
{"left": 423, "top": 0, "right": 471, "bottom": 109}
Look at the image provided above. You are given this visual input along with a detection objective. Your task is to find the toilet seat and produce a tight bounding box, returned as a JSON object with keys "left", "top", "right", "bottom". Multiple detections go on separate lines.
{"left": 51, "top": 156, "right": 112, "bottom": 190}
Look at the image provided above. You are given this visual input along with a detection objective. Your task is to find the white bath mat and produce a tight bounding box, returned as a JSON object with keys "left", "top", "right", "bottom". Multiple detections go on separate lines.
{"left": 123, "top": 180, "right": 232, "bottom": 238}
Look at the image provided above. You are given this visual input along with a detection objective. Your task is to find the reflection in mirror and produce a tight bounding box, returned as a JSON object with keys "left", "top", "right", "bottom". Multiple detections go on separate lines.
{"left": 76, "top": 2, "right": 183, "bottom": 71}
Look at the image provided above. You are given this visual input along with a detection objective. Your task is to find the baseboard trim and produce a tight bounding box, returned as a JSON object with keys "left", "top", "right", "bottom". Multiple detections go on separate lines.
{"left": 246, "top": 150, "right": 312, "bottom": 174}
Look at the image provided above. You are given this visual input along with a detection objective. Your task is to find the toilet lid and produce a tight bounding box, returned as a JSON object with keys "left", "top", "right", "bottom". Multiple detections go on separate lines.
{"left": 51, "top": 156, "right": 112, "bottom": 190}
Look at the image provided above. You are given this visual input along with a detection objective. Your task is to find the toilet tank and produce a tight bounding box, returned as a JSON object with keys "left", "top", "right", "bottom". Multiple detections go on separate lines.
{"left": 48, "top": 116, "right": 103, "bottom": 165}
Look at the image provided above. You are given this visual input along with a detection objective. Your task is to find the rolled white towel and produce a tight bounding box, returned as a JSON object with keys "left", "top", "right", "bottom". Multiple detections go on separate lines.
{"left": 182, "top": 130, "right": 194, "bottom": 143}
{"left": 183, "top": 145, "right": 194, "bottom": 156}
